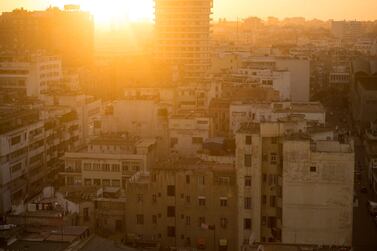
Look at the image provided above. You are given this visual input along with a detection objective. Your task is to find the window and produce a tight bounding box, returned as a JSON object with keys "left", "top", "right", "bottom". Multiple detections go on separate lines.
{"left": 244, "top": 218, "right": 252, "bottom": 230}
{"left": 10, "top": 163, "right": 22, "bottom": 174}
{"left": 244, "top": 154, "right": 252, "bottom": 167}
{"left": 220, "top": 198, "right": 228, "bottom": 207}
{"left": 186, "top": 175, "right": 190, "bottom": 184}
{"left": 270, "top": 196, "right": 276, "bottom": 207}
{"left": 198, "top": 217, "right": 206, "bottom": 227}
{"left": 111, "top": 164, "right": 120, "bottom": 172}
{"left": 83, "top": 163, "right": 91, "bottom": 171}
{"left": 192, "top": 137, "right": 203, "bottom": 144}
{"left": 93, "top": 179, "right": 101, "bottom": 186}
{"left": 244, "top": 197, "right": 252, "bottom": 209}
{"left": 310, "top": 166, "right": 317, "bottom": 172}
{"left": 137, "top": 215, "right": 144, "bottom": 225}
{"left": 268, "top": 217, "right": 276, "bottom": 228}
{"left": 92, "top": 163, "right": 101, "bottom": 171}
{"left": 102, "top": 163, "right": 110, "bottom": 172}
{"left": 152, "top": 215, "right": 157, "bottom": 224}
{"left": 220, "top": 218, "right": 228, "bottom": 229}
{"left": 198, "top": 197, "right": 206, "bottom": 206}
{"left": 245, "top": 135, "right": 252, "bottom": 145}
{"left": 186, "top": 195, "right": 191, "bottom": 204}
{"left": 217, "top": 176, "right": 230, "bottom": 185}
{"left": 185, "top": 216, "right": 191, "bottom": 225}
{"left": 102, "top": 179, "right": 110, "bottom": 186}
{"left": 167, "top": 206, "right": 176, "bottom": 217}
{"left": 167, "top": 185, "right": 175, "bottom": 196}
{"left": 152, "top": 194, "right": 157, "bottom": 203}
{"left": 262, "top": 174, "right": 267, "bottom": 183}
{"left": 11, "top": 135, "right": 21, "bottom": 145}
{"left": 245, "top": 176, "right": 252, "bottom": 187}
{"left": 271, "top": 137, "right": 277, "bottom": 144}
{"left": 270, "top": 153, "right": 277, "bottom": 164}
{"left": 167, "top": 226, "right": 176, "bottom": 237}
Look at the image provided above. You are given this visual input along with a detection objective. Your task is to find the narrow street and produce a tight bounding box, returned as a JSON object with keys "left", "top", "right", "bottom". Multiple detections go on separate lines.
{"left": 352, "top": 142, "right": 377, "bottom": 251}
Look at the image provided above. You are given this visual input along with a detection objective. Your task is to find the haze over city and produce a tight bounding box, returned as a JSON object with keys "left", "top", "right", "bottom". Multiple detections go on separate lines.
{"left": 1, "top": 0, "right": 377, "bottom": 24}
{"left": 0, "top": 0, "right": 377, "bottom": 251}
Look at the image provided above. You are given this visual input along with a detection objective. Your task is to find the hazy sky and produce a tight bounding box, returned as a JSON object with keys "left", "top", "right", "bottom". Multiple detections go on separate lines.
{"left": 0, "top": 0, "right": 377, "bottom": 21}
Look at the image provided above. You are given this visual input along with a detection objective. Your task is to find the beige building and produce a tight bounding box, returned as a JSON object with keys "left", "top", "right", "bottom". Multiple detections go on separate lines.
{"left": 169, "top": 110, "right": 213, "bottom": 157}
{"left": 282, "top": 136, "right": 354, "bottom": 246}
{"left": 126, "top": 158, "right": 237, "bottom": 251}
{"left": 62, "top": 134, "right": 157, "bottom": 190}
{"left": 235, "top": 117, "right": 354, "bottom": 249}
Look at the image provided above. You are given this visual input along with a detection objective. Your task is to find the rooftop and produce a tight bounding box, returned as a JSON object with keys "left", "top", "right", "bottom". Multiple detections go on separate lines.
{"left": 155, "top": 158, "right": 235, "bottom": 172}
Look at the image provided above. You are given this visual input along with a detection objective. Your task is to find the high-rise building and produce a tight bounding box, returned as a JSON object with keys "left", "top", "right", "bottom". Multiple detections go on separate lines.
{"left": 0, "top": 6, "right": 94, "bottom": 67}
{"left": 155, "top": 0, "right": 213, "bottom": 80}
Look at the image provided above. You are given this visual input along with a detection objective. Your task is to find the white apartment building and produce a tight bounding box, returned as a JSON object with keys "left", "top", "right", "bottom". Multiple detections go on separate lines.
{"left": 230, "top": 101, "right": 326, "bottom": 135}
{"left": 242, "top": 57, "right": 310, "bottom": 102}
{"left": 62, "top": 135, "right": 157, "bottom": 190}
{"left": 0, "top": 109, "right": 44, "bottom": 214}
{"left": 43, "top": 92, "right": 102, "bottom": 146}
{"left": 0, "top": 54, "right": 62, "bottom": 97}
{"left": 169, "top": 110, "right": 213, "bottom": 157}
{"left": 235, "top": 118, "right": 354, "bottom": 249}
{"left": 282, "top": 137, "right": 354, "bottom": 246}
{"left": 233, "top": 68, "right": 291, "bottom": 100}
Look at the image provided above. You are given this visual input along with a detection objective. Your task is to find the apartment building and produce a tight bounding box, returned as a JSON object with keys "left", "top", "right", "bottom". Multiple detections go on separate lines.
{"left": 169, "top": 110, "right": 213, "bottom": 157}
{"left": 0, "top": 6, "right": 94, "bottom": 67}
{"left": 230, "top": 102, "right": 326, "bottom": 135}
{"left": 62, "top": 134, "right": 157, "bottom": 190}
{"left": 0, "top": 54, "right": 62, "bottom": 97}
{"left": 126, "top": 158, "right": 237, "bottom": 251}
{"left": 42, "top": 91, "right": 102, "bottom": 146}
{"left": 0, "top": 108, "right": 44, "bottom": 214}
{"left": 155, "top": 0, "right": 213, "bottom": 80}
{"left": 235, "top": 118, "right": 354, "bottom": 249}
{"left": 0, "top": 100, "right": 81, "bottom": 215}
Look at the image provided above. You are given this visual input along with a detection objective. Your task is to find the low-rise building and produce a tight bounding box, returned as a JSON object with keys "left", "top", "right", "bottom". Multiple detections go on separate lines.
{"left": 0, "top": 54, "right": 62, "bottom": 97}
{"left": 61, "top": 134, "right": 157, "bottom": 190}
{"left": 169, "top": 110, "right": 213, "bottom": 157}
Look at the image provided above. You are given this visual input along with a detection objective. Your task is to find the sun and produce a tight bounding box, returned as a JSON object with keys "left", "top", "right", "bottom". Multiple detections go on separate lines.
{"left": 77, "top": 0, "right": 154, "bottom": 25}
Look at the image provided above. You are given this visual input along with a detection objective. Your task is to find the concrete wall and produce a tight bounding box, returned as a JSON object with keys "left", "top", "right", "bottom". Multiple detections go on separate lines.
{"left": 282, "top": 139, "right": 354, "bottom": 246}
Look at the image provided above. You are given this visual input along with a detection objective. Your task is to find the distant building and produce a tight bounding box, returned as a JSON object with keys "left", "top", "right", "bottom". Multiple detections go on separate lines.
{"left": 0, "top": 54, "right": 62, "bottom": 97}
{"left": 350, "top": 59, "right": 377, "bottom": 126}
{"left": 331, "top": 21, "right": 363, "bottom": 40}
{"left": 155, "top": 0, "right": 213, "bottom": 80}
{"left": 0, "top": 7, "right": 94, "bottom": 67}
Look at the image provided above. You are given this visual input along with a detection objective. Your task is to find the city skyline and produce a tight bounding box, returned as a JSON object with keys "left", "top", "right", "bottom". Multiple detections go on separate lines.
{"left": 1, "top": 0, "right": 377, "bottom": 25}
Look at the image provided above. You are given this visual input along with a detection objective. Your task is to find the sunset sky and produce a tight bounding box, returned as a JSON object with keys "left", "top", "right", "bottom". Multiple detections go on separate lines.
{"left": 0, "top": 0, "right": 377, "bottom": 23}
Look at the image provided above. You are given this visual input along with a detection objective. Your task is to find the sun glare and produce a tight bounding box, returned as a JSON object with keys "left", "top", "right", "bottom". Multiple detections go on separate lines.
{"left": 65, "top": 0, "right": 154, "bottom": 25}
